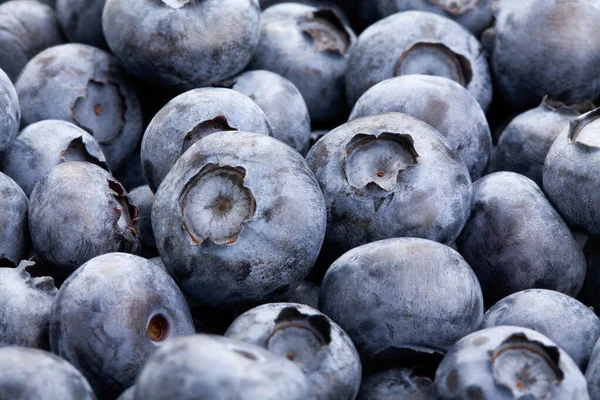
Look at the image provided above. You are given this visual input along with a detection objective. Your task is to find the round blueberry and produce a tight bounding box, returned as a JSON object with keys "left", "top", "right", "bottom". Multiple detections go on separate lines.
{"left": 349, "top": 75, "right": 492, "bottom": 180}
{"left": 0, "top": 260, "right": 56, "bottom": 349}
{"left": 56, "top": 0, "right": 106, "bottom": 49}
{"left": 319, "top": 238, "right": 484, "bottom": 366}
{"left": 357, "top": 369, "right": 436, "bottom": 400}
{"left": 141, "top": 87, "right": 272, "bottom": 192}
{"left": 29, "top": 162, "right": 140, "bottom": 277}
{"left": 0, "top": 67, "right": 19, "bottom": 158}
{"left": 435, "top": 326, "right": 589, "bottom": 399}
{"left": 102, "top": 0, "right": 261, "bottom": 91}
{"left": 50, "top": 252, "right": 194, "bottom": 399}
{"left": 345, "top": 11, "right": 492, "bottom": 111}
{"left": 457, "top": 172, "right": 586, "bottom": 305}
{"left": 2, "top": 120, "right": 109, "bottom": 196}
{"left": 226, "top": 302, "right": 362, "bottom": 399}
{"left": 15, "top": 43, "right": 142, "bottom": 170}
{"left": 0, "top": 172, "right": 29, "bottom": 266}
{"left": 153, "top": 132, "right": 327, "bottom": 309}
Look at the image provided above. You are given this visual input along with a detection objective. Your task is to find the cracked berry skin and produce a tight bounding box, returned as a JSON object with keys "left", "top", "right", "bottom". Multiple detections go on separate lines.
{"left": 50, "top": 252, "right": 194, "bottom": 399}
{"left": 345, "top": 11, "right": 492, "bottom": 112}
{"left": 248, "top": 3, "right": 357, "bottom": 125}
{"left": 544, "top": 107, "right": 600, "bottom": 236}
{"left": 495, "top": 97, "right": 582, "bottom": 187}
{"left": 2, "top": 120, "right": 109, "bottom": 196}
{"left": 0, "top": 67, "right": 19, "bottom": 159}
{"left": 0, "top": 172, "right": 29, "bottom": 266}
{"left": 15, "top": 43, "right": 142, "bottom": 171}
{"left": 350, "top": 75, "right": 492, "bottom": 181}
{"left": 319, "top": 238, "right": 484, "bottom": 366}
{"left": 0, "top": 260, "right": 57, "bottom": 350}
{"left": 141, "top": 87, "right": 272, "bottom": 193}
{"left": 221, "top": 70, "right": 311, "bottom": 155}
{"left": 0, "top": 1, "right": 64, "bottom": 82}
{"left": 102, "top": 0, "right": 261, "bottom": 91}
{"left": 0, "top": 347, "right": 96, "bottom": 400}
{"left": 457, "top": 172, "right": 586, "bottom": 305}
{"left": 357, "top": 369, "right": 436, "bottom": 400}
{"left": 305, "top": 112, "right": 472, "bottom": 263}
{"left": 152, "top": 131, "right": 327, "bottom": 309}
{"left": 28, "top": 162, "right": 141, "bottom": 278}
{"left": 56, "top": 0, "right": 106, "bottom": 49}
{"left": 435, "top": 326, "right": 589, "bottom": 399}
{"left": 491, "top": 0, "right": 600, "bottom": 109}
{"left": 128, "top": 185, "right": 156, "bottom": 258}
{"left": 225, "top": 302, "right": 362, "bottom": 400}
{"left": 134, "top": 334, "right": 312, "bottom": 400}
{"left": 482, "top": 289, "right": 600, "bottom": 371}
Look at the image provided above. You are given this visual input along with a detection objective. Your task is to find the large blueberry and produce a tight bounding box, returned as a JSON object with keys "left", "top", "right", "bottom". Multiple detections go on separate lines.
{"left": 0, "top": 67, "right": 19, "bottom": 158}
{"left": 0, "top": 347, "right": 96, "bottom": 400}
{"left": 2, "top": 120, "right": 108, "bottom": 196}
{"left": 141, "top": 87, "right": 272, "bottom": 192}
{"left": 0, "top": 260, "right": 56, "bottom": 349}
{"left": 495, "top": 97, "right": 582, "bottom": 186}
{"left": 102, "top": 0, "right": 261, "bottom": 91}
{"left": 248, "top": 3, "right": 356, "bottom": 125}
{"left": 56, "top": 0, "right": 106, "bottom": 49}
{"left": 345, "top": 11, "right": 492, "bottom": 111}
{"left": 0, "top": 172, "right": 29, "bottom": 266}
{"left": 350, "top": 75, "right": 492, "bottom": 180}
{"left": 153, "top": 132, "right": 326, "bottom": 308}
{"left": 50, "top": 253, "right": 194, "bottom": 399}
{"left": 133, "top": 334, "right": 312, "bottom": 400}
{"left": 128, "top": 185, "right": 156, "bottom": 257}
{"left": 221, "top": 70, "right": 311, "bottom": 154}
{"left": 457, "top": 172, "right": 586, "bottom": 305}
{"left": 357, "top": 369, "right": 436, "bottom": 400}
{"left": 15, "top": 43, "right": 142, "bottom": 170}
{"left": 544, "top": 107, "right": 600, "bottom": 236}
{"left": 29, "top": 162, "right": 140, "bottom": 277}
{"left": 375, "top": 0, "right": 494, "bottom": 36}
{"left": 491, "top": 0, "right": 600, "bottom": 108}
{"left": 306, "top": 113, "right": 472, "bottom": 262}
{"left": 319, "top": 238, "right": 484, "bottom": 366}
{"left": 435, "top": 326, "right": 589, "bottom": 399}
{"left": 482, "top": 289, "right": 600, "bottom": 370}
{"left": 225, "top": 302, "right": 362, "bottom": 399}
{"left": 0, "top": 0, "right": 64, "bottom": 82}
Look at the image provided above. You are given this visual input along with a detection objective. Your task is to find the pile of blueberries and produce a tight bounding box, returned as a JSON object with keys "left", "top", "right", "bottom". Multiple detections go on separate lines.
{"left": 2, "top": 0, "right": 600, "bottom": 399}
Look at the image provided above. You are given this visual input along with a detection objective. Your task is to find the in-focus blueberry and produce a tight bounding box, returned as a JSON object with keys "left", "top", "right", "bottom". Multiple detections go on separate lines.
{"left": 0, "top": 67, "right": 19, "bottom": 159}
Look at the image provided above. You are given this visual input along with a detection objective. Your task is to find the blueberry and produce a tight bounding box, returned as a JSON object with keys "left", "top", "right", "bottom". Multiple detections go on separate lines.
{"left": 357, "top": 369, "right": 436, "bottom": 400}
{"left": 349, "top": 75, "right": 492, "bottom": 180}
{"left": 225, "top": 302, "right": 362, "bottom": 399}
{"left": 319, "top": 238, "right": 484, "bottom": 366}
{"left": 56, "top": 0, "right": 107, "bottom": 49}
{"left": 2, "top": 120, "right": 109, "bottom": 196}
{"left": 50, "top": 252, "right": 195, "bottom": 399}
{"left": 0, "top": 67, "right": 19, "bottom": 159}
{"left": 375, "top": 0, "right": 494, "bottom": 36}
{"left": 248, "top": 3, "right": 357, "bottom": 125}
{"left": 435, "top": 326, "right": 589, "bottom": 399}
{"left": 544, "top": 107, "right": 600, "bottom": 236}
{"left": 102, "top": 0, "right": 261, "bottom": 91}
{"left": 457, "top": 172, "right": 586, "bottom": 305}
{"left": 134, "top": 334, "right": 312, "bottom": 400}
{"left": 482, "top": 289, "right": 600, "bottom": 370}
{"left": 220, "top": 70, "right": 311, "bottom": 154}
{"left": 152, "top": 131, "right": 327, "bottom": 309}
{"left": 0, "top": 1, "right": 64, "bottom": 82}
{"left": 15, "top": 43, "right": 142, "bottom": 170}
{"left": 141, "top": 87, "right": 272, "bottom": 192}
{"left": 29, "top": 162, "right": 140, "bottom": 278}
{"left": 128, "top": 185, "right": 156, "bottom": 258}
{"left": 491, "top": 0, "right": 600, "bottom": 108}
{"left": 0, "top": 172, "right": 29, "bottom": 266}
{"left": 0, "top": 347, "right": 96, "bottom": 400}
{"left": 495, "top": 97, "right": 583, "bottom": 187}
{"left": 305, "top": 113, "right": 472, "bottom": 264}
{"left": 345, "top": 11, "right": 492, "bottom": 111}
{"left": 286, "top": 281, "right": 319, "bottom": 309}
{"left": 0, "top": 260, "right": 56, "bottom": 349}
